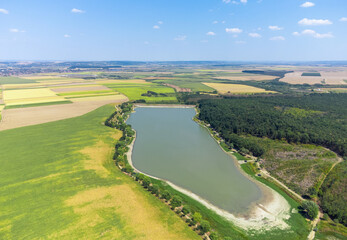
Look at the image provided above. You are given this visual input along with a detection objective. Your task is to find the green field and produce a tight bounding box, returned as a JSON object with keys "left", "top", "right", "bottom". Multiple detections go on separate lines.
{"left": 0, "top": 76, "right": 37, "bottom": 84}
{"left": 104, "top": 83, "right": 178, "bottom": 103}
{"left": 0, "top": 105, "right": 199, "bottom": 240}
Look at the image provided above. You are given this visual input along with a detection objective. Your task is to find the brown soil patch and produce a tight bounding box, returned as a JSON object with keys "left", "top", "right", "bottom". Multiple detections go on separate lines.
{"left": 0, "top": 95, "right": 128, "bottom": 131}
{"left": 163, "top": 83, "right": 192, "bottom": 92}
{"left": 281, "top": 71, "right": 347, "bottom": 85}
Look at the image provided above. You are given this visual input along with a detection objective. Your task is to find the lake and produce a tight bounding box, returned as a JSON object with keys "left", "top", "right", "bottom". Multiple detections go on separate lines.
{"left": 127, "top": 107, "right": 263, "bottom": 215}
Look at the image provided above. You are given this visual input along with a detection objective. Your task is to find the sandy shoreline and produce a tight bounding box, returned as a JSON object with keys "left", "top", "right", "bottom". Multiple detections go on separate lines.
{"left": 126, "top": 105, "right": 291, "bottom": 230}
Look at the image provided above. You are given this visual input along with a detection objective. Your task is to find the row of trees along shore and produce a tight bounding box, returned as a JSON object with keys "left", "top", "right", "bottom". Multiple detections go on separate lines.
{"left": 105, "top": 103, "right": 221, "bottom": 240}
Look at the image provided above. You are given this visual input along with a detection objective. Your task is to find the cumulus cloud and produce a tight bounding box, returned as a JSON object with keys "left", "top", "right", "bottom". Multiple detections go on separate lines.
{"left": 153, "top": 25, "right": 160, "bottom": 29}
{"left": 223, "top": 0, "right": 247, "bottom": 4}
{"left": 174, "top": 35, "right": 187, "bottom": 41}
{"left": 235, "top": 40, "right": 246, "bottom": 44}
{"left": 300, "top": 2, "right": 315, "bottom": 8}
{"left": 340, "top": 17, "right": 347, "bottom": 22}
{"left": 0, "top": 8, "right": 9, "bottom": 14}
{"left": 64, "top": 34, "right": 71, "bottom": 38}
{"left": 213, "top": 20, "right": 218, "bottom": 24}
{"left": 71, "top": 8, "right": 85, "bottom": 13}
{"left": 294, "top": 29, "right": 333, "bottom": 38}
{"left": 270, "top": 36, "right": 285, "bottom": 41}
{"left": 268, "top": 25, "right": 283, "bottom": 31}
{"left": 240, "top": 0, "right": 247, "bottom": 3}
{"left": 249, "top": 33, "right": 261, "bottom": 38}
{"left": 298, "top": 18, "right": 332, "bottom": 26}
{"left": 225, "top": 28, "right": 242, "bottom": 33}
{"left": 158, "top": 21, "right": 163, "bottom": 24}
{"left": 206, "top": 31, "right": 216, "bottom": 36}
{"left": 10, "top": 28, "right": 19, "bottom": 33}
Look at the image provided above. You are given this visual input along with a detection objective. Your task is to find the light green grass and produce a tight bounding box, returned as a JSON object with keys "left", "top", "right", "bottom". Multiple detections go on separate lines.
{"left": 105, "top": 83, "right": 178, "bottom": 103}
{"left": 0, "top": 105, "right": 198, "bottom": 240}
{"left": 0, "top": 77, "right": 37, "bottom": 84}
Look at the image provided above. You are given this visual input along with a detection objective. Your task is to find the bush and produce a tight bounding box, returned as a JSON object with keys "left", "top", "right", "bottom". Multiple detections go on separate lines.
{"left": 182, "top": 206, "right": 191, "bottom": 215}
{"left": 149, "top": 184, "right": 159, "bottom": 195}
{"left": 170, "top": 195, "right": 182, "bottom": 209}
{"left": 142, "top": 176, "right": 151, "bottom": 188}
{"left": 302, "top": 200, "right": 319, "bottom": 220}
{"left": 209, "top": 232, "right": 219, "bottom": 240}
{"left": 192, "top": 212, "right": 202, "bottom": 223}
{"left": 200, "top": 220, "right": 211, "bottom": 234}
{"left": 161, "top": 190, "right": 171, "bottom": 201}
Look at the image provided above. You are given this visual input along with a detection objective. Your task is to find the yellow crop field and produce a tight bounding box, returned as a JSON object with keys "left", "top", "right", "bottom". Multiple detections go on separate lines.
{"left": 203, "top": 82, "right": 276, "bottom": 94}
{"left": 4, "top": 88, "right": 57, "bottom": 100}
{"left": 95, "top": 79, "right": 150, "bottom": 84}
{"left": 5, "top": 96, "right": 67, "bottom": 106}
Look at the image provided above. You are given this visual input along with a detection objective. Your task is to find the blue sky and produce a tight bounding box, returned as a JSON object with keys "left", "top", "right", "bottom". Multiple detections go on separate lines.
{"left": 0, "top": 0, "right": 346, "bottom": 61}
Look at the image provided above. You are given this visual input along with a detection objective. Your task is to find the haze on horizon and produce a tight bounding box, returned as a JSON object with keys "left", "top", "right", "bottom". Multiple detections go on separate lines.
{"left": 1, "top": 0, "right": 347, "bottom": 62}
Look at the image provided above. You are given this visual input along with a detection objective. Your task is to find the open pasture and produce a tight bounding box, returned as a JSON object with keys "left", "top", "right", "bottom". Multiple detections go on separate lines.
{"left": 0, "top": 76, "right": 37, "bottom": 84}
{"left": 203, "top": 82, "right": 275, "bottom": 94}
{"left": 0, "top": 105, "right": 199, "bottom": 239}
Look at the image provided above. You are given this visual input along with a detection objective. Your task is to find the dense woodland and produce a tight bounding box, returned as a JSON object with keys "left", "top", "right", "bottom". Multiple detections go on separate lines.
{"left": 198, "top": 94, "right": 347, "bottom": 225}
{"left": 198, "top": 94, "right": 347, "bottom": 158}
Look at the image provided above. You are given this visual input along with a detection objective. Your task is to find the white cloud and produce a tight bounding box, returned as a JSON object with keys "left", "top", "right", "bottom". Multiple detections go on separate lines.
{"left": 225, "top": 28, "right": 242, "bottom": 33}
{"left": 301, "top": 29, "right": 333, "bottom": 38}
{"left": 269, "top": 25, "right": 283, "bottom": 31}
{"left": 223, "top": 0, "right": 231, "bottom": 3}
{"left": 153, "top": 25, "right": 160, "bottom": 29}
{"left": 206, "top": 31, "right": 216, "bottom": 36}
{"left": 292, "top": 31, "right": 300, "bottom": 36}
{"left": 64, "top": 34, "right": 71, "bottom": 38}
{"left": 10, "top": 28, "right": 19, "bottom": 33}
{"left": 270, "top": 36, "right": 285, "bottom": 41}
{"left": 240, "top": 0, "right": 247, "bottom": 3}
{"left": 223, "top": 0, "right": 247, "bottom": 4}
{"left": 340, "top": 17, "right": 347, "bottom": 22}
{"left": 212, "top": 21, "right": 218, "bottom": 24}
{"left": 0, "top": 8, "right": 9, "bottom": 14}
{"left": 300, "top": 2, "right": 315, "bottom": 8}
{"left": 71, "top": 8, "right": 85, "bottom": 13}
{"left": 174, "top": 35, "right": 187, "bottom": 41}
{"left": 249, "top": 33, "right": 261, "bottom": 38}
{"left": 298, "top": 18, "right": 332, "bottom": 26}
{"left": 235, "top": 40, "right": 246, "bottom": 44}
{"left": 158, "top": 21, "right": 163, "bottom": 24}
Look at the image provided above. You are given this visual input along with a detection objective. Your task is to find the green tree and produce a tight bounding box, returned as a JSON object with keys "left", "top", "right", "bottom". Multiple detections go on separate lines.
{"left": 142, "top": 176, "right": 151, "bottom": 188}
{"left": 209, "top": 232, "right": 219, "bottom": 240}
{"left": 302, "top": 200, "right": 319, "bottom": 220}
{"left": 135, "top": 173, "right": 144, "bottom": 181}
{"left": 170, "top": 195, "right": 182, "bottom": 209}
{"left": 149, "top": 184, "right": 159, "bottom": 195}
{"left": 192, "top": 212, "right": 202, "bottom": 223}
{"left": 182, "top": 206, "right": 191, "bottom": 215}
{"left": 200, "top": 220, "right": 211, "bottom": 234}
{"left": 161, "top": 190, "right": 171, "bottom": 201}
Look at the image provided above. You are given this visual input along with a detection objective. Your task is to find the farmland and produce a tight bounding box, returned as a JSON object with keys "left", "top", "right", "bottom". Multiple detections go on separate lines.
{"left": 0, "top": 105, "right": 199, "bottom": 240}
{"left": 202, "top": 82, "right": 276, "bottom": 95}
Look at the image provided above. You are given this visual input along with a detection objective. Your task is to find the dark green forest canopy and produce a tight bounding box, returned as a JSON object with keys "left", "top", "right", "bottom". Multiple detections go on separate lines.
{"left": 198, "top": 94, "right": 347, "bottom": 157}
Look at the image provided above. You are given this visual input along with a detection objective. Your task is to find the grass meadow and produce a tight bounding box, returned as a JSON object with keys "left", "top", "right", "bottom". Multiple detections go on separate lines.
{"left": 0, "top": 105, "right": 199, "bottom": 240}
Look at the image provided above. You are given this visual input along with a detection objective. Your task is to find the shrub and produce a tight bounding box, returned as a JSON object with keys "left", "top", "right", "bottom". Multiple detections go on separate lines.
{"left": 192, "top": 212, "right": 202, "bottom": 223}
{"left": 149, "top": 184, "right": 159, "bottom": 195}
{"left": 142, "top": 176, "right": 151, "bottom": 188}
{"left": 182, "top": 206, "right": 191, "bottom": 215}
{"left": 161, "top": 190, "right": 171, "bottom": 201}
{"left": 209, "top": 232, "right": 219, "bottom": 240}
{"left": 200, "top": 220, "right": 211, "bottom": 234}
{"left": 170, "top": 195, "right": 182, "bottom": 209}
{"left": 302, "top": 200, "right": 319, "bottom": 220}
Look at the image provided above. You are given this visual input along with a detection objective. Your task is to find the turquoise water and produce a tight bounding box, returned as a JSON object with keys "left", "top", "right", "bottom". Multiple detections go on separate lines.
{"left": 127, "top": 107, "right": 262, "bottom": 214}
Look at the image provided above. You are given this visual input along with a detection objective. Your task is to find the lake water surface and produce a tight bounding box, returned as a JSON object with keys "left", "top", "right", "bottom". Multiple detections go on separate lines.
{"left": 127, "top": 107, "right": 263, "bottom": 214}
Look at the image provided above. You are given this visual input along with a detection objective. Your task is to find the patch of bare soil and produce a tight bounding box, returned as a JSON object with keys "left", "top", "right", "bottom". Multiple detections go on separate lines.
{"left": 163, "top": 83, "right": 192, "bottom": 92}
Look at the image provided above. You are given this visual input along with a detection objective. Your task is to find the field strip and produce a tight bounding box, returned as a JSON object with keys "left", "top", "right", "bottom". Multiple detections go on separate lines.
{"left": 0, "top": 95, "right": 128, "bottom": 131}
{"left": 203, "top": 82, "right": 276, "bottom": 94}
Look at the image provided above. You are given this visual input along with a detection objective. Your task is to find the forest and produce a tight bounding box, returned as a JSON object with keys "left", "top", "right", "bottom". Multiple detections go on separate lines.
{"left": 198, "top": 93, "right": 347, "bottom": 226}
{"left": 198, "top": 94, "right": 347, "bottom": 158}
